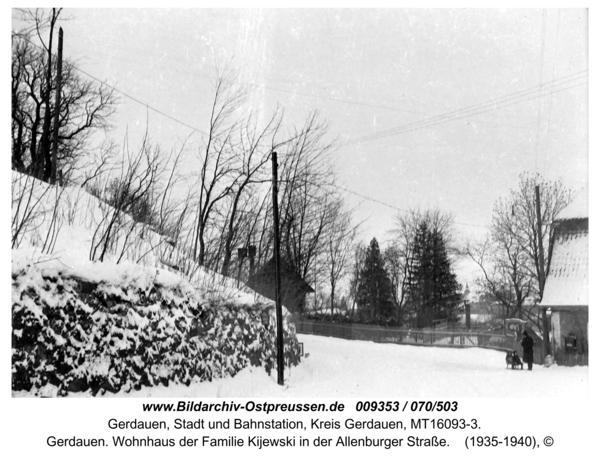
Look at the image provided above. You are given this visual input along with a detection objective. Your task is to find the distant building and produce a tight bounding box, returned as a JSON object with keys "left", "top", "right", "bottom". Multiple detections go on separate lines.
{"left": 540, "top": 188, "right": 588, "bottom": 363}
{"left": 458, "top": 286, "right": 505, "bottom": 328}
{"left": 246, "top": 257, "right": 314, "bottom": 314}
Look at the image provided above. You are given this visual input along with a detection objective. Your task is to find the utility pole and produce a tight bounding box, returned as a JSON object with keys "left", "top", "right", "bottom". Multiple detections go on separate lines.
{"left": 38, "top": 11, "right": 57, "bottom": 179}
{"left": 51, "top": 27, "right": 63, "bottom": 185}
{"left": 248, "top": 245, "right": 256, "bottom": 278}
{"left": 271, "top": 152, "right": 285, "bottom": 386}
{"left": 535, "top": 185, "right": 551, "bottom": 356}
{"left": 236, "top": 247, "right": 247, "bottom": 288}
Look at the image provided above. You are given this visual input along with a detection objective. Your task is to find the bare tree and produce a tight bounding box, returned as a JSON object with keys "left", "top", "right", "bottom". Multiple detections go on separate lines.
{"left": 277, "top": 111, "right": 337, "bottom": 284}
{"left": 88, "top": 132, "right": 166, "bottom": 263}
{"left": 12, "top": 9, "right": 116, "bottom": 182}
{"left": 190, "top": 63, "right": 248, "bottom": 267}
{"left": 220, "top": 108, "right": 284, "bottom": 276}
{"left": 493, "top": 173, "right": 572, "bottom": 300}
{"left": 11, "top": 171, "right": 53, "bottom": 249}
{"left": 465, "top": 172, "right": 572, "bottom": 322}
{"left": 324, "top": 199, "right": 358, "bottom": 318}
{"left": 348, "top": 243, "right": 367, "bottom": 317}
{"left": 464, "top": 236, "right": 533, "bottom": 320}
{"left": 175, "top": 67, "right": 343, "bottom": 294}
{"left": 383, "top": 242, "right": 404, "bottom": 322}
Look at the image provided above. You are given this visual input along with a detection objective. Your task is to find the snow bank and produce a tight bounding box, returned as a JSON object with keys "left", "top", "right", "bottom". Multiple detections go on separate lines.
{"left": 12, "top": 260, "right": 303, "bottom": 397}
{"left": 86, "top": 334, "right": 587, "bottom": 398}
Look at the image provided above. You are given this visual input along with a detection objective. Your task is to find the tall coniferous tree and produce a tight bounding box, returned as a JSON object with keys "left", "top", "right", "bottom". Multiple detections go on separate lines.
{"left": 405, "top": 223, "right": 461, "bottom": 328}
{"left": 404, "top": 222, "right": 430, "bottom": 327}
{"left": 429, "top": 229, "right": 462, "bottom": 324}
{"left": 356, "top": 238, "right": 395, "bottom": 324}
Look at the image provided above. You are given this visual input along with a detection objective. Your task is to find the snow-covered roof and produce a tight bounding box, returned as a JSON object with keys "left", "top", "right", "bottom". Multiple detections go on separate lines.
{"left": 556, "top": 187, "right": 588, "bottom": 221}
{"left": 540, "top": 228, "right": 588, "bottom": 307}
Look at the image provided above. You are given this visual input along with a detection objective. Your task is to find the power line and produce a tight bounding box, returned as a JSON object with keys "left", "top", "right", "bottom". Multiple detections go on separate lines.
{"left": 277, "top": 176, "right": 488, "bottom": 229}
{"left": 349, "top": 69, "right": 587, "bottom": 143}
{"left": 12, "top": 29, "right": 570, "bottom": 233}
{"left": 325, "top": 182, "right": 488, "bottom": 229}
{"left": 19, "top": 28, "right": 587, "bottom": 157}
{"left": 63, "top": 30, "right": 430, "bottom": 117}
{"left": 71, "top": 65, "right": 209, "bottom": 136}
{"left": 250, "top": 82, "right": 430, "bottom": 116}
{"left": 542, "top": 9, "right": 562, "bottom": 177}
{"left": 340, "top": 70, "right": 587, "bottom": 147}
{"left": 341, "top": 72, "right": 587, "bottom": 147}
{"left": 72, "top": 28, "right": 549, "bottom": 132}
{"left": 244, "top": 166, "right": 490, "bottom": 230}
{"left": 534, "top": 9, "right": 548, "bottom": 171}
{"left": 18, "top": 35, "right": 209, "bottom": 137}
{"left": 329, "top": 183, "right": 408, "bottom": 213}
{"left": 349, "top": 79, "right": 586, "bottom": 147}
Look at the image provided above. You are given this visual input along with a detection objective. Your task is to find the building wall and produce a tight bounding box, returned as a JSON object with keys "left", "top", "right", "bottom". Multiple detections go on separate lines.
{"left": 550, "top": 308, "right": 588, "bottom": 354}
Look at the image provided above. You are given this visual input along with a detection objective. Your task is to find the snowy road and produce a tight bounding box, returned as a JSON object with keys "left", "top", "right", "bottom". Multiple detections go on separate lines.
{"left": 102, "top": 334, "right": 588, "bottom": 398}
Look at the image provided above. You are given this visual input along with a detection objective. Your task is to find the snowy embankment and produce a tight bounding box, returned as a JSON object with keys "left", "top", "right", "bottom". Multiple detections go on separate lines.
{"left": 11, "top": 172, "right": 587, "bottom": 398}
{"left": 12, "top": 258, "right": 302, "bottom": 397}
{"left": 83, "top": 334, "right": 586, "bottom": 398}
{"left": 11, "top": 172, "right": 302, "bottom": 397}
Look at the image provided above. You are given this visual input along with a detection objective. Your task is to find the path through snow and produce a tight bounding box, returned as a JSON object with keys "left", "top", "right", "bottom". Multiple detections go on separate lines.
{"left": 94, "top": 334, "right": 588, "bottom": 398}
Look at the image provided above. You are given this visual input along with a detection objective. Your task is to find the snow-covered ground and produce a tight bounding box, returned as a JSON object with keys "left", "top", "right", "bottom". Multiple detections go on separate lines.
{"left": 11, "top": 172, "right": 589, "bottom": 399}
{"left": 11, "top": 170, "right": 269, "bottom": 307}
{"left": 73, "top": 334, "right": 586, "bottom": 399}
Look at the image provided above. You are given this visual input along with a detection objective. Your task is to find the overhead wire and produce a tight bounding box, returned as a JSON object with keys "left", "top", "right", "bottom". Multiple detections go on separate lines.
{"left": 281, "top": 178, "right": 489, "bottom": 229}
{"left": 64, "top": 29, "right": 430, "bottom": 116}
{"left": 327, "top": 182, "right": 489, "bottom": 228}
{"left": 340, "top": 70, "right": 587, "bottom": 147}
{"left": 534, "top": 9, "right": 548, "bottom": 171}
{"left": 18, "top": 28, "right": 587, "bottom": 158}
{"left": 342, "top": 69, "right": 587, "bottom": 144}
{"left": 18, "top": 34, "right": 209, "bottom": 137}
{"left": 542, "top": 9, "right": 562, "bottom": 177}
{"left": 15, "top": 24, "right": 571, "bottom": 234}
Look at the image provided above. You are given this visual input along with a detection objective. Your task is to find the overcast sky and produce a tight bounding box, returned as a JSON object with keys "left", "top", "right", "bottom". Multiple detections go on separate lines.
{"left": 11, "top": 7, "right": 589, "bottom": 280}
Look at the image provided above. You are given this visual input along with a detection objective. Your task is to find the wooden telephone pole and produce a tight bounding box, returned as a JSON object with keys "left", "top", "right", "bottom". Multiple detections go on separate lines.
{"left": 535, "top": 185, "right": 551, "bottom": 356}
{"left": 51, "top": 27, "right": 63, "bottom": 185}
{"left": 271, "top": 152, "right": 285, "bottom": 385}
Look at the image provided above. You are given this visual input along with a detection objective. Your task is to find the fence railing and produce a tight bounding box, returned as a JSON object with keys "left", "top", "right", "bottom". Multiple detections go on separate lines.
{"left": 295, "top": 319, "right": 587, "bottom": 366}
{"left": 296, "top": 319, "right": 509, "bottom": 350}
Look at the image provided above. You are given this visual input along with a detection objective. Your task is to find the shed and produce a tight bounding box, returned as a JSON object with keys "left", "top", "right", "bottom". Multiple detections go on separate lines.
{"left": 246, "top": 257, "right": 314, "bottom": 314}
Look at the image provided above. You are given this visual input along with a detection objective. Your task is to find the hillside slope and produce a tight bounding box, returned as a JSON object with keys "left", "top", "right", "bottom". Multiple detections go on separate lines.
{"left": 11, "top": 172, "right": 302, "bottom": 397}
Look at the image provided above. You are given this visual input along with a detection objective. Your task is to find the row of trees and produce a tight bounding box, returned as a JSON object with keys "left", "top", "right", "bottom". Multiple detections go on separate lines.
{"left": 12, "top": 11, "right": 575, "bottom": 331}
{"left": 11, "top": 10, "right": 360, "bottom": 299}
{"left": 164, "top": 64, "right": 358, "bottom": 293}
{"left": 314, "top": 173, "right": 573, "bottom": 333}
{"left": 349, "top": 210, "right": 462, "bottom": 327}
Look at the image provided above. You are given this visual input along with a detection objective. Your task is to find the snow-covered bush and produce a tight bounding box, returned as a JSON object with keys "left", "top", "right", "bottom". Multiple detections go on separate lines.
{"left": 12, "top": 263, "right": 302, "bottom": 396}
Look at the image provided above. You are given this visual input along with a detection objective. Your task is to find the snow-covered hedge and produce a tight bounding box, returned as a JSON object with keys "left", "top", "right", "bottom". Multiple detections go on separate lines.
{"left": 12, "top": 264, "right": 302, "bottom": 396}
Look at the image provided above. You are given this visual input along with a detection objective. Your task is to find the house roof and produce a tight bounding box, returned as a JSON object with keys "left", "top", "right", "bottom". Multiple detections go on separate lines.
{"left": 556, "top": 187, "right": 588, "bottom": 220}
{"left": 247, "top": 257, "right": 315, "bottom": 294}
{"left": 540, "top": 228, "right": 588, "bottom": 307}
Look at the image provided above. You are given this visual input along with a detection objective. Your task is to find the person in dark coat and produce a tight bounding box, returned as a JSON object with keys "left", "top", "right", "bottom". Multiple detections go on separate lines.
{"left": 521, "top": 330, "right": 534, "bottom": 370}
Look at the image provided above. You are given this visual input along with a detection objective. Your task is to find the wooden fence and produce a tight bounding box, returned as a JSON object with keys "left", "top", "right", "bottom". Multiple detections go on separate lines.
{"left": 294, "top": 319, "right": 586, "bottom": 366}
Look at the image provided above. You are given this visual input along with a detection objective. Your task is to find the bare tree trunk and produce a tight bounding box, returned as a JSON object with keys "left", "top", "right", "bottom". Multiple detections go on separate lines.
{"left": 38, "top": 9, "right": 60, "bottom": 181}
